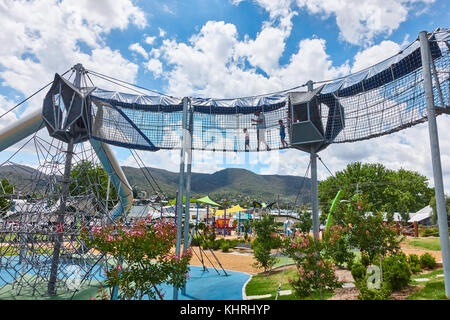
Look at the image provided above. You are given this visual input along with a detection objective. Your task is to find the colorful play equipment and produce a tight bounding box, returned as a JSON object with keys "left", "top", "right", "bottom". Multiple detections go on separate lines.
{"left": 0, "top": 29, "right": 449, "bottom": 298}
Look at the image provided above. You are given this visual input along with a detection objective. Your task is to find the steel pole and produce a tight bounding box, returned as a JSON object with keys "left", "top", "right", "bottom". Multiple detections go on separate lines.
{"left": 173, "top": 97, "right": 188, "bottom": 300}
{"left": 48, "top": 64, "right": 83, "bottom": 295}
{"left": 182, "top": 105, "right": 193, "bottom": 295}
{"left": 310, "top": 147, "right": 319, "bottom": 240}
{"left": 419, "top": 30, "right": 450, "bottom": 298}
{"left": 306, "top": 80, "right": 320, "bottom": 240}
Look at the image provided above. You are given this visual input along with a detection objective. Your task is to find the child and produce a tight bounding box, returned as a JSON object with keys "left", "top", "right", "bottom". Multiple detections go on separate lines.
{"left": 279, "top": 120, "right": 288, "bottom": 148}
{"left": 243, "top": 128, "right": 250, "bottom": 151}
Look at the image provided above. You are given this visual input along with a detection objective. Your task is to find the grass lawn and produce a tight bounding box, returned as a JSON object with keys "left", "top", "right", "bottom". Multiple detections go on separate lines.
{"left": 245, "top": 268, "right": 333, "bottom": 300}
{"left": 408, "top": 269, "right": 448, "bottom": 300}
{"left": 404, "top": 237, "right": 447, "bottom": 251}
{"left": 272, "top": 257, "right": 294, "bottom": 269}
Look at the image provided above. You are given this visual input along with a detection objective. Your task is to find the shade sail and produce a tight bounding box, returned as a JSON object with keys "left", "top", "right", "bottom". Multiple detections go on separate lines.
{"left": 212, "top": 204, "right": 248, "bottom": 216}
{"left": 196, "top": 196, "right": 221, "bottom": 207}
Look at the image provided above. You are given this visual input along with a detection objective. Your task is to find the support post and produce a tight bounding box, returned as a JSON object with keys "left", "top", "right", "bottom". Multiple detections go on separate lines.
{"left": 48, "top": 64, "right": 83, "bottom": 295}
{"left": 419, "top": 30, "right": 450, "bottom": 298}
{"left": 310, "top": 147, "right": 319, "bottom": 240}
{"left": 48, "top": 139, "right": 74, "bottom": 295}
{"left": 182, "top": 103, "right": 193, "bottom": 295}
{"left": 173, "top": 97, "right": 189, "bottom": 300}
{"left": 306, "top": 80, "right": 320, "bottom": 240}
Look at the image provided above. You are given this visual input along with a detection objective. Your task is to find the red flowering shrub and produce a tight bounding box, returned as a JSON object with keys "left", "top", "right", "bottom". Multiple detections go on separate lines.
{"left": 82, "top": 217, "right": 191, "bottom": 300}
{"left": 283, "top": 234, "right": 341, "bottom": 299}
{"left": 323, "top": 225, "right": 355, "bottom": 268}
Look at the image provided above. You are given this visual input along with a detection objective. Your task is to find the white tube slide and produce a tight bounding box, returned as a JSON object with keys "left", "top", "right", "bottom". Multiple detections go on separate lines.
{"left": 89, "top": 138, "right": 133, "bottom": 221}
{"left": 0, "top": 109, "right": 45, "bottom": 152}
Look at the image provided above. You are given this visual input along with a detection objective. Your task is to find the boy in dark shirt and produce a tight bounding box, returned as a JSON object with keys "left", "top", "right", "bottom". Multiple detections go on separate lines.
{"left": 279, "top": 119, "right": 288, "bottom": 148}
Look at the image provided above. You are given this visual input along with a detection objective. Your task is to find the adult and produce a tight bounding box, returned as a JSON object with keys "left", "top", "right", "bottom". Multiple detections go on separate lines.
{"left": 251, "top": 111, "right": 270, "bottom": 151}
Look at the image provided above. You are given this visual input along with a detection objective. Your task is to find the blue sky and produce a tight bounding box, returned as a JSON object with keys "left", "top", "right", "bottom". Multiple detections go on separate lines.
{"left": 0, "top": 0, "right": 449, "bottom": 193}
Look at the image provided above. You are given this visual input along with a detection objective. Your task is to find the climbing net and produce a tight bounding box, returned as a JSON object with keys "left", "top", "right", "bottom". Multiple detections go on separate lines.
{"left": 0, "top": 131, "right": 173, "bottom": 298}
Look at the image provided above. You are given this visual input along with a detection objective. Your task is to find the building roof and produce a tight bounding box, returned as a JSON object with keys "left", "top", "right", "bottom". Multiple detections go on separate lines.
{"left": 408, "top": 205, "right": 432, "bottom": 223}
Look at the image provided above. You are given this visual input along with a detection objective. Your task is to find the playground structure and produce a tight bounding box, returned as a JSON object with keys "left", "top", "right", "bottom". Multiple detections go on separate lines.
{"left": 0, "top": 29, "right": 448, "bottom": 299}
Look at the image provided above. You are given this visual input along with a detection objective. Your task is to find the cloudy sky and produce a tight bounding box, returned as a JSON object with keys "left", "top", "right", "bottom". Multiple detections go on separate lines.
{"left": 0, "top": 0, "right": 449, "bottom": 193}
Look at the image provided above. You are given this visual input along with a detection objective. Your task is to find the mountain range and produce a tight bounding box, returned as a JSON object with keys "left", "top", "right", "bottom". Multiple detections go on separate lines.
{"left": 0, "top": 164, "right": 312, "bottom": 204}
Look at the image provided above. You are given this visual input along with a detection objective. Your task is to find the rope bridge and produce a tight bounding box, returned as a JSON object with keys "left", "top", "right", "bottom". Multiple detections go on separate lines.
{"left": 79, "top": 29, "right": 450, "bottom": 153}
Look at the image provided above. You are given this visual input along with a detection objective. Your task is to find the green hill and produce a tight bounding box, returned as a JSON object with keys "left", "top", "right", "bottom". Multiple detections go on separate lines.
{"left": 122, "top": 166, "right": 311, "bottom": 204}
{"left": 0, "top": 164, "right": 311, "bottom": 205}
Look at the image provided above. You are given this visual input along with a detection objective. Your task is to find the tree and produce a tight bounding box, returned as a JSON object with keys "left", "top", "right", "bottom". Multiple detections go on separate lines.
{"left": 296, "top": 209, "right": 312, "bottom": 233}
{"left": 0, "top": 179, "right": 14, "bottom": 217}
{"left": 70, "top": 161, "right": 118, "bottom": 212}
{"left": 319, "top": 162, "right": 433, "bottom": 222}
{"left": 251, "top": 214, "right": 280, "bottom": 273}
{"left": 332, "top": 194, "right": 400, "bottom": 262}
{"left": 429, "top": 195, "right": 450, "bottom": 225}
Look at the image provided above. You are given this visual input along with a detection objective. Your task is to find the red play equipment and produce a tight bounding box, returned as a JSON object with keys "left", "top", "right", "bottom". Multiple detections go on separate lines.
{"left": 215, "top": 218, "right": 236, "bottom": 236}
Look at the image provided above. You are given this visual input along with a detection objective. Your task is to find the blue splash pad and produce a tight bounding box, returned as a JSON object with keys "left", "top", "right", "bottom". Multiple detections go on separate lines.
{"left": 156, "top": 266, "right": 250, "bottom": 300}
{"left": 0, "top": 255, "right": 105, "bottom": 288}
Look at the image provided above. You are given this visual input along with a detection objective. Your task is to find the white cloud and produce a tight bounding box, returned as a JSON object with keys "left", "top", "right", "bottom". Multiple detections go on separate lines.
{"left": 145, "top": 59, "right": 163, "bottom": 78}
{"left": 236, "top": 0, "right": 435, "bottom": 46}
{"left": 129, "top": 42, "right": 149, "bottom": 60}
{"left": 159, "top": 27, "right": 167, "bottom": 38}
{"left": 162, "top": 4, "right": 175, "bottom": 15}
{"left": 351, "top": 40, "right": 402, "bottom": 73}
{"left": 145, "top": 36, "right": 157, "bottom": 45}
{"left": 235, "top": 25, "right": 289, "bottom": 74}
{"left": 0, "top": 0, "right": 144, "bottom": 97}
{"left": 294, "top": 0, "right": 435, "bottom": 45}
{"left": 0, "top": 95, "right": 19, "bottom": 131}
{"left": 158, "top": 20, "right": 349, "bottom": 97}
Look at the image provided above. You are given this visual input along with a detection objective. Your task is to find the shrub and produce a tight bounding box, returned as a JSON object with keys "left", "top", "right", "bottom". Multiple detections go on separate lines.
{"left": 419, "top": 253, "right": 436, "bottom": 269}
{"left": 351, "top": 262, "right": 367, "bottom": 282}
{"left": 419, "top": 227, "right": 439, "bottom": 237}
{"left": 250, "top": 215, "right": 280, "bottom": 272}
{"left": 356, "top": 278, "right": 392, "bottom": 300}
{"left": 381, "top": 253, "right": 411, "bottom": 291}
{"left": 360, "top": 253, "right": 371, "bottom": 268}
{"left": 408, "top": 254, "right": 422, "bottom": 273}
{"left": 252, "top": 239, "right": 276, "bottom": 272}
{"left": 221, "top": 241, "right": 231, "bottom": 252}
{"left": 283, "top": 234, "right": 342, "bottom": 299}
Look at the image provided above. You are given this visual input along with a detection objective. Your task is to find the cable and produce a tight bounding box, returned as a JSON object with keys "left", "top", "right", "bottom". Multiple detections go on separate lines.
{"left": 87, "top": 69, "right": 175, "bottom": 98}
{"left": 293, "top": 160, "right": 311, "bottom": 208}
{"left": 318, "top": 155, "right": 336, "bottom": 179}
{"left": 0, "top": 68, "right": 72, "bottom": 120}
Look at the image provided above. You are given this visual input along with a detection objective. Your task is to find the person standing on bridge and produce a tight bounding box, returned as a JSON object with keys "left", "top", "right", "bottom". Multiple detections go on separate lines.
{"left": 243, "top": 128, "right": 250, "bottom": 152}
{"left": 252, "top": 111, "right": 270, "bottom": 151}
{"left": 279, "top": 119, "right": 288, "bottom": 148}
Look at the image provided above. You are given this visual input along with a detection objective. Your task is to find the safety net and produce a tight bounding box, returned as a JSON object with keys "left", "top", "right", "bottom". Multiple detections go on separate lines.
{"left": 85, "top": 29, "right": 449, "bottom": 153}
